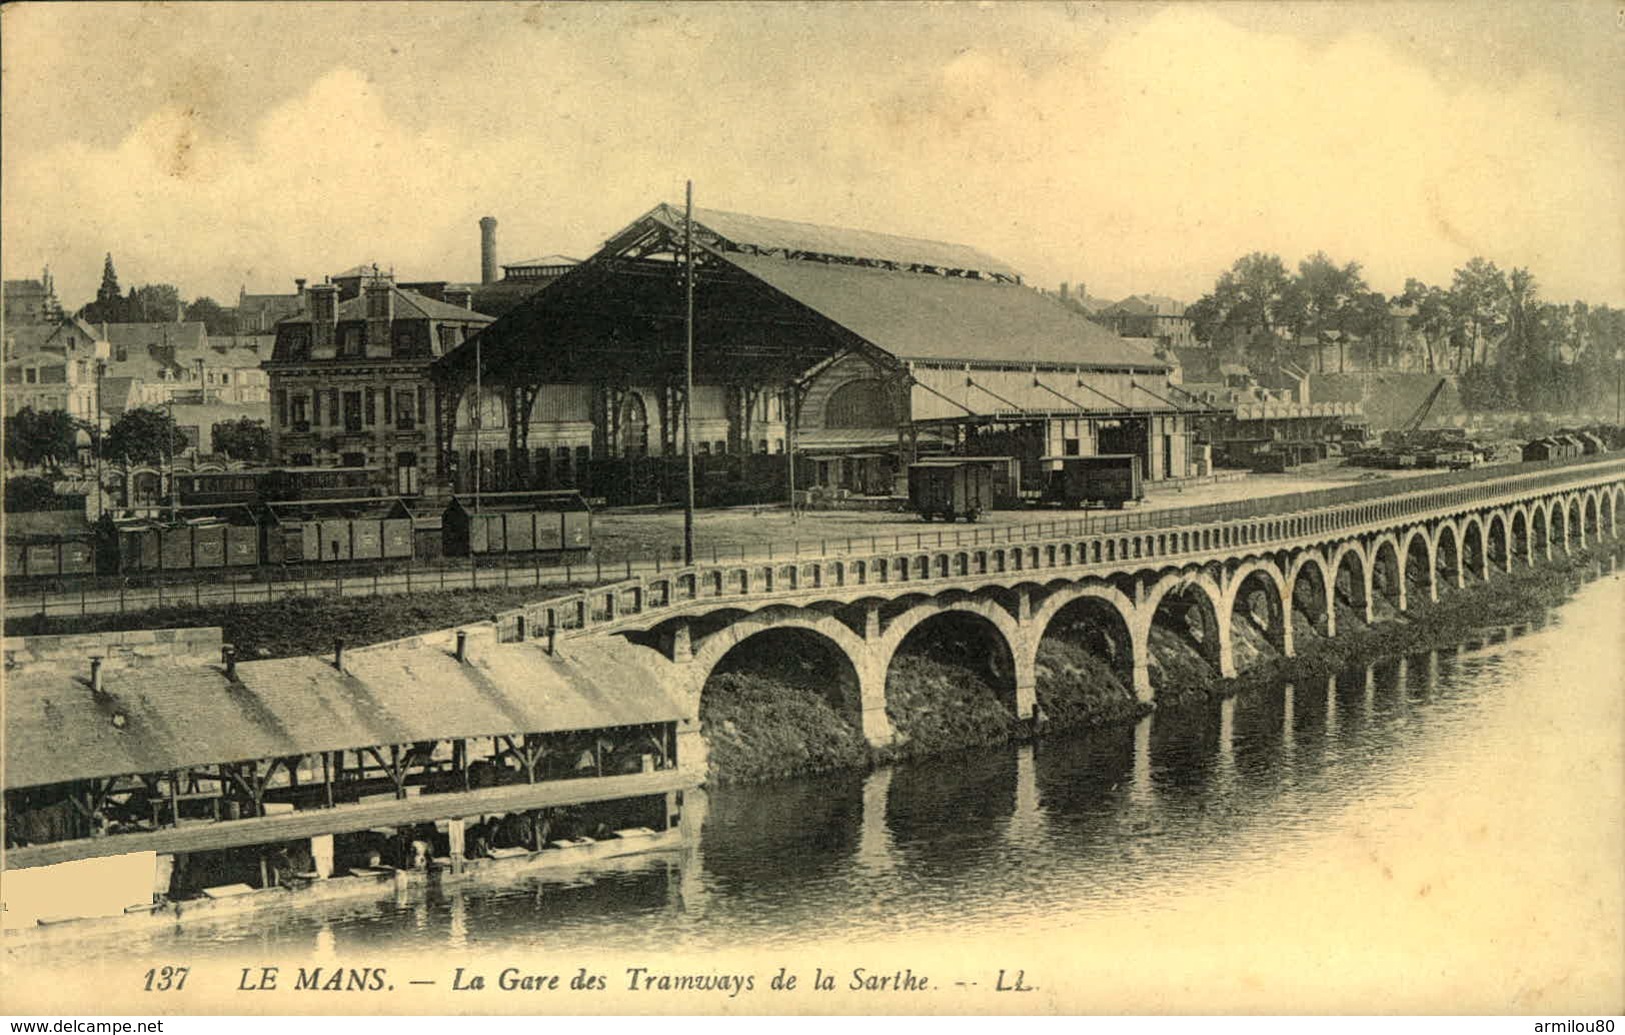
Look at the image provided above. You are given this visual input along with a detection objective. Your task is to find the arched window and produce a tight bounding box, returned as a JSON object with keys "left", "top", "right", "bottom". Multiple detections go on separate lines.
{"left": 825, "top": 379, "right": 890, "bottom": 428}
{"left": 621, "top": 393, "right": 649, "bottom": 457}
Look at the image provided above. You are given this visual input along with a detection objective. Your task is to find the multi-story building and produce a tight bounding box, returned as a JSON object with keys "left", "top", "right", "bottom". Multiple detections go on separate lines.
{"left": 265, "top": 273, "right": 493, "bottom": 495}
{"left": 1, "top": 318, "right": 108, "bottom": 422}
{"left": 1100, "top": 294, "right": 1195, "bottom": 349}
{"left": 2, "top": 269, "right": 63, "bottom": 326}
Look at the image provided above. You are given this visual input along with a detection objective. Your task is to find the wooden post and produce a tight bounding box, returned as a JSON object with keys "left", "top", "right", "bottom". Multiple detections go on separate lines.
{"left": 323, "top": 751, "right": 334, "bottom": 808}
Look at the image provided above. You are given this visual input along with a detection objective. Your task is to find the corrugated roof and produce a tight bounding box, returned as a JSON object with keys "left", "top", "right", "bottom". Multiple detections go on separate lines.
{"left": 5, "top": 640, "right": 682, "bottom": 789}
{"left": 725, "top": 254, "right": 1166, "bottom": 370}
{"left": 661, "top": 204, "right": 1019, "bottom": 278}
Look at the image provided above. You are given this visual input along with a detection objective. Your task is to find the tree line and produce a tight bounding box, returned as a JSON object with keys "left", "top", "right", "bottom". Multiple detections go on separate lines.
{"left": 4, "top": 406, "right": 270, "bottom": 471}
{"left": 77, "top": 253, "right": 237, "bottom": 335}
{"left": 1186, "top": 252, "right": 1624, "bottom": 414}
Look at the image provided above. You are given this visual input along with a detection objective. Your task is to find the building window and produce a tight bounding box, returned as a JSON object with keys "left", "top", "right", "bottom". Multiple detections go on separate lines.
{"left": 343, "top": 391, "right": 363, "bottom": 432}
{"left": 274, "top": 389, "right": 288, "bottom": 427}
{"left": 292, "top": 453, "right": 313, "bottom": 466}
{"left": 714, "top": 439, "right": 727, "bottom": 455}
{"left": 24, "top": 368, "right": 36, "bottom": 383}
{"left": 290, "top": 394, "right": 309, "bottom": 430}
{"left": 342, "top": 326, "right": 363, "bottom": 357}
{"left": 341, "top": 452, "right": 366, "bottom": 468}
{"left": 395, "top": 328, "right": 413, "bottom": 357}
{"left": 395, "top": 389, "right": 415, "bottom": 429}
{"left": 365, "top": 388, "right": 377, "bottom": 426}
{"left": 115, "top": 346, "right": 127, "bottom": 362}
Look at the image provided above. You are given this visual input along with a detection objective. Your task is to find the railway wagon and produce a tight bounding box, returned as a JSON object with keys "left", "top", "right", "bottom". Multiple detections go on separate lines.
{"left": 442, "top": 491, "right": 593, "bottom": 556}
{"left": 4, "top": 536, "right": 96, "bottom": 578}
{"left": 174, "top": 470, "right": 262, "bottom": 508}
{"left": 98, "top": 508, "right": 262, "bottom": 574}
{"left": 259, "top": 466, "right": 382, "bottom": 502}
{"left": 1043, "top": 454, "right": 1144, "bottom": 509}
{"left": 907, "top": 458, "right": 1004, "bottom": 521}
{"left": 262, "top": 498, "right": 415, "bottom": 565}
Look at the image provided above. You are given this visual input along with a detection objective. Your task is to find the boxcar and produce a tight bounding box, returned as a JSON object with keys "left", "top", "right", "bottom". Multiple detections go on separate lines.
{"left": 263, "top": 497, "right": 414, "bottom": 565}
{"left": 99, "top": 507, "right": 261, "bottom": 573}
{"left": 443, "top": 491, "right": 594, "bottom": 556}
{"left": 908, "top": 458, "right": 1003, "bottom": 521}
{"left": 1044, "top": 454, "right": 1144, "bottom": 509}
{"left": 5, "top": 536, "right": 96, "bottom": 577}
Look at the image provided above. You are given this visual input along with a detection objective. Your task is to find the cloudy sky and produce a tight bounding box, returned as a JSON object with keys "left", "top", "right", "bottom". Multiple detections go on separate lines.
{"left": 3, "top": 1, "right": 1622, "bottom": 310}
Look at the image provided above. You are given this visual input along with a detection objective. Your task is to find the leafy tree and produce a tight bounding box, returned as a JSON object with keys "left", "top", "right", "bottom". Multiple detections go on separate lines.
{"left": 211, "top": 417, "right": 271, "bottom": 462}
{"left": 185, "top": 296, "right": 237, "bottom": 335}
{"left": 1188, "top": 252, "right": 1294, "bottom": 362}
{"left": 1291, "top": 252, "right": 1369, "bottom": 372}
{"left": 1400, "top": 279, "right": 1456, "bottom": 373}
{"left": 127, "top": 284, "right": 183, "bottom": 323}
{"left": 105, "top": 407, "right": 182, "bottom": 465}
{"left": 4, "top": 474, "right": 70, "bottom": 512}
{"left": 1449, "top": 257, "right": 1508, "bottom": 370}
{"left": 3, "top": 407, "right": 82, "bottom": 470}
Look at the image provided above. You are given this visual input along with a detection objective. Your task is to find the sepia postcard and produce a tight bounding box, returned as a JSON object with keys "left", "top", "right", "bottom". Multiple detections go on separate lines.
{"left": 2, "top": 0, "right": 1622, "bottom": 1017}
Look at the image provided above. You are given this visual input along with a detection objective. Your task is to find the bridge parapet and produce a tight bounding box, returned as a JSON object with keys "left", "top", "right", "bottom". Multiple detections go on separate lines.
{"left": 493, "top": 455, "right": 1625, "bottom": 646}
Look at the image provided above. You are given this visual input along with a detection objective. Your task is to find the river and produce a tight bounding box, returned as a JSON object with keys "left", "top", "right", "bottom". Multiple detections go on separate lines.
{"left": 6, "top": 572, "right": 1622, "bottom": 1013}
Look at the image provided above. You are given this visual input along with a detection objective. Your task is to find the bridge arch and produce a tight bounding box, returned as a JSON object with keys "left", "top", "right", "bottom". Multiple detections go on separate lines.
{"left": 1030, "top": 583, "right": 1147, "bottom": 706}
{"left": 1287, "top": 550, "right": 1334, "bottom": 639}
{"left": 1327, "top": 539, "right": 1372, "bottom": 625}
{"left": 1460, "top": 514, "right": 1488, "bottom": 582}
{"left": 877, "top": 594, "right": 1031, "bottom": 719}
{"left": 1550, "top": 498, "right": 1570, "bottom": 554}
{"left": 1583, "top": 491, "right": 1600, "bottom": 543}
{"left": 1433, "top": 520, "right": 1463, "bottom": 593}
{"left": 1508, "top": 506, "right": 1532, "bottom": 567}
{"left": 1484, "top": 509, "right": 1511, "bottom": 574}
{"left": 1603, "top": 487, "right": 1618, "bottom": 538}
{"left": 1566, "top": 494, "right": 1584, "bottom": 549}
{"left": 688, "top": 606, "right": 882, "bottom": 742}
{"left": 1367, "top": 534, "right": 1404, "bottom": 613}
{"left": 1401, "top": 525, "right": 1435, "bottom": 605}
{"left": 1225, "top": 557, "right": 1292, "bottom": 659}
{"left": 1139, "top": 568, "right": 1232, "bottom": 682}
{"left": 1532, "top": 502, "right": 1552, "bottom": 560}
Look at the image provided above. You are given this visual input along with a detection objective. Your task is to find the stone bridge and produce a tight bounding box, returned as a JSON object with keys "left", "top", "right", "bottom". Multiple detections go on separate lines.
{"left": 491, "top": 457, "right": 1624, "bottom": 747}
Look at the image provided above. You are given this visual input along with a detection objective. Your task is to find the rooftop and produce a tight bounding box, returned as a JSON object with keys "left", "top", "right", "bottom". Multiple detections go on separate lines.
{"left": 657, "top": 203, "right": 1020, "bottom": 280}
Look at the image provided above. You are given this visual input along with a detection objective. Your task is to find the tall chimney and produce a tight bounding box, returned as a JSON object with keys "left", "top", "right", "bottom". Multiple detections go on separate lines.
{"left": 479, "top": 216, "right": 498, "bottom": 285}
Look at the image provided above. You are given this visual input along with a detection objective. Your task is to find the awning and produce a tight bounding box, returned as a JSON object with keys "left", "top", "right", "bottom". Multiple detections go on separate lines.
{"left": 5, "top": 639, "right": 682, "bottom": 790}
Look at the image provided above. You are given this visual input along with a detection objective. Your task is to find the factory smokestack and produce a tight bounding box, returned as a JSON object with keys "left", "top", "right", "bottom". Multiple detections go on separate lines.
{"left": 479, "top": 216, "right": 498, "bottom": 285}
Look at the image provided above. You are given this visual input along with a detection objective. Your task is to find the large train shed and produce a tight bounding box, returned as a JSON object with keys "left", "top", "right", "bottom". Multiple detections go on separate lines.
{"left": 432, "top": 203, "right": 1206, "bottom": 502}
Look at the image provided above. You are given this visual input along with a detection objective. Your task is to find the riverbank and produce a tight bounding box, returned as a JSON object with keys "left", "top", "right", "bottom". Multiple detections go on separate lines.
{"left": 701, "top": 538, "right": 1623, "bottom": 784}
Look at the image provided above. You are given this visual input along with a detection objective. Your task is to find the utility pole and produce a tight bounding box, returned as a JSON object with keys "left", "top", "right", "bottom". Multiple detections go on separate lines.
{"left": 166, "top": 395, "right": 177, "bottom": 523}
{"left": 473, "top": 336, "right": 481, "bottom": 513}
{"left": 683, "top": 181, "right": 696, "bottom": 566}
{"left": 94, "top": 359, "right": 106, "bottom": 519}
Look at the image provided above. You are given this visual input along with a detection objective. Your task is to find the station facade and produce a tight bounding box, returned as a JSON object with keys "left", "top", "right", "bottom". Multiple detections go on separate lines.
{"left": 433, "top": 202, "right": 1207, "bottom": 503}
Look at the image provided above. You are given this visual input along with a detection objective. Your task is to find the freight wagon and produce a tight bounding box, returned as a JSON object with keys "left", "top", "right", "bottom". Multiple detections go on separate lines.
{"left": 442, "top": 491, "right": 594, "bottom": 557}
{"left": 907, "top": 458, "right": 1006, "bottom": 521}
{"left": 261, "top": 498, "right": 416, "bottom": 565}
{"left": 1042, "top": 454, "right": 1144, "bottom": 509}
{"left": 97, "top": 506, "right": 263, "bottom": 575}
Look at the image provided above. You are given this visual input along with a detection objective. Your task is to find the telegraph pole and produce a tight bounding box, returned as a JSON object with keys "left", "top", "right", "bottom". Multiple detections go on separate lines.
{"left": 683, "top": 181, "right": 696, "bottom": 566}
